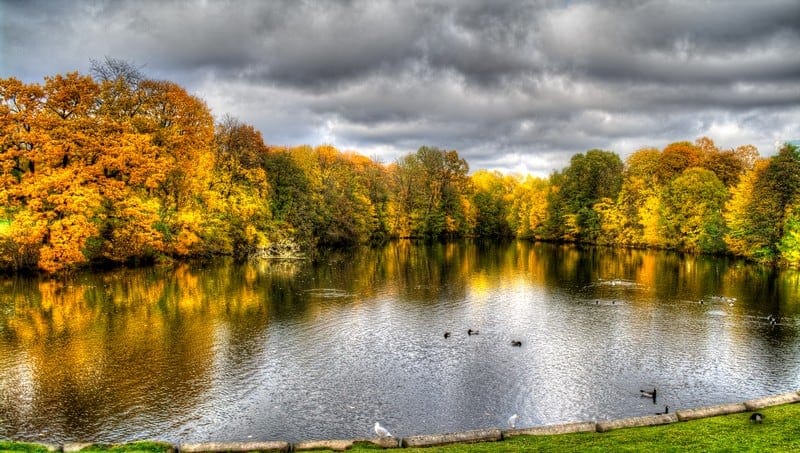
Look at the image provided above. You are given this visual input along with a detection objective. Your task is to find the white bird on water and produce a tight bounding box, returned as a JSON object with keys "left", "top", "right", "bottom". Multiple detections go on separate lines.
{"left": 508, "top": 414, "right": 519, "bottom": 429}
{"left": 374, "top": 422, "right": 393, "bottom": 438}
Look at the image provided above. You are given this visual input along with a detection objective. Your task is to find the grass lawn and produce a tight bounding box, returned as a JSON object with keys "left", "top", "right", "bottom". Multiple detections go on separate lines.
{"left": 2, "top": 404, "right": 799, "bottom": 452}
{"left": 0, "top": 442, "right": 173, "bottom": 453}
{"left": 378, "top": 403, "right": 800, "bottom": 452}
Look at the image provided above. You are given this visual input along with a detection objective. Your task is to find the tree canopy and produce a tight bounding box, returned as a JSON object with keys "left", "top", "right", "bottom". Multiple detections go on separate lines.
{"left": 2, "top": 68, "right": 798, "bottom": 272}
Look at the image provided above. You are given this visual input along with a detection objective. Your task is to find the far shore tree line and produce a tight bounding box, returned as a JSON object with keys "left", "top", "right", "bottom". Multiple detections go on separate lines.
{"left": 2, "top": 61, "right": 800, "bottom": 273}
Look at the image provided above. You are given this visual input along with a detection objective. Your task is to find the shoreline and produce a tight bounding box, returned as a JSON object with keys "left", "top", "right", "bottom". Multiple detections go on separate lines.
{"left": 5, "top": 390, "right": 799, "bottom": 452}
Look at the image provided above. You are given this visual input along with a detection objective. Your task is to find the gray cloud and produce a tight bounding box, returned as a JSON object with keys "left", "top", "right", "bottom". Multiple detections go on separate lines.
{"left": 2, "top": 0, "right": 799, "bottom": 176}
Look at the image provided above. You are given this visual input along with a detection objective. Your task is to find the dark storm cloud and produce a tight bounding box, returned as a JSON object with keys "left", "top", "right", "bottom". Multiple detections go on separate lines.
{"left": 538, "top": 1, "right": 800, "bottom": 83}
{"left": 2, "top": 0, "right": 799, "bottom": 175}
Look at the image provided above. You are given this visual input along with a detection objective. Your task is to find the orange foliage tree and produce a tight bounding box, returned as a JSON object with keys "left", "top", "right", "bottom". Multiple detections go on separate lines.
{"left": 0, "top": 65, "right": 218, "bottom": 272}
{"left": 1, "top": 65, "right": 792, "bottom": 271}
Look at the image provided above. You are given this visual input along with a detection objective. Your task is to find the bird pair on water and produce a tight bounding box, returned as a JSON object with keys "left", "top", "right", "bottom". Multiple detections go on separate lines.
{"left": 640, "top": 388, "right": 656, "bottom": 399}
{"left": 442, "top": 329, "right": 479, "bottom": 338}
{"left": 641, "top": 388, "right": 668, "bottom": 414}
{"left": 444, "top": 329, "right": 522, "bottom": 346}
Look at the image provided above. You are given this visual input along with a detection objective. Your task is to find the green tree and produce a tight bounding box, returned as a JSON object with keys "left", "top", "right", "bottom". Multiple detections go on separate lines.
{"left": 660, "top": 167, "right": 728, "bottom": 253}
{"left": 312, "top": 146, "right": 374, "bottom": 245}
{"left": 616, "top": 148, "right": 661, "bottom": 245}
{"left": 545, "top": 149, "right": 623, "bottom": 242}
{"left": 778, "top": 202, "right": 800, "bottom": 267}
{"left": 724, "top": 159, "right": 769, "bottom": 259}
{"left": 725, "top": 144, "right": 800, "bottom": 262}
{"left": 507, "top": 175, "right": 549, "bottom": 239}
{"left": 210, "top": 116, "right": 271, "bottom": 256}
{"left": 471, "top": 170, "right": 513, "bottom": 237}
{"left": 750, "top": 144, "right": 800, "bottom": 261}
{"left": 389, "top": 146, "right": 470, "bottom": 238}
{"left": 262, "top": 147, "right": 319, "bottom": 247}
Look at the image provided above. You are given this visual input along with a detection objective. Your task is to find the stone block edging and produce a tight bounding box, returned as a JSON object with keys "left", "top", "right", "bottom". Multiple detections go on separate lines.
{"left": 12, "top": 390, "right": 800, "bottom": 452}
{"left": 293, "top": 437, "right": 399, "bottom": 451}
{"left": 402, "top": 428, "right": 502, "bottom": 448}
{"left": 503, "top": 421, "right": 597, "bottom": 437}
{"left": 596, "top": 413, "right": 678, "bottom": 433}
{"left": 743, "top": 391, "right": 800, "bottom": 411}
{"left": 676, "top": 402, "right": 747, "bottom": 421}
{"left": 62, "top": 443, "right": 97, "bottom": 453}
{"left": 179, "top": 441, "right": 290, "bottom": 452}
{"left": 292, "top": 439, "right": 355, "bottom": 451}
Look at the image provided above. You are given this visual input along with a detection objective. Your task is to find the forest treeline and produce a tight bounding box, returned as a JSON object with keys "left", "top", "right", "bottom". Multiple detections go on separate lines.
{"left": 2, "top": 62, "right": 800, "bottom": 273}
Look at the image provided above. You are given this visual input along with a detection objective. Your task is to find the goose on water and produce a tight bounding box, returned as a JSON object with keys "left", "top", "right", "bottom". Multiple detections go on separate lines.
{"left": 640, "top": 388, "right": 657, "bottom": 399}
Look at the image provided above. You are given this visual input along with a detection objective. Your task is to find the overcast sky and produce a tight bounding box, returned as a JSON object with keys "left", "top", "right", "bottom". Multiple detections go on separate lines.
{"left": 2, "top": 0, "right": 799, "bottom": 175}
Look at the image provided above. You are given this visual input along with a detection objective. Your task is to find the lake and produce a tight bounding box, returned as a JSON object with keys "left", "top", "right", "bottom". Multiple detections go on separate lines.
{"left": 1, "top": 240, "right": 799, "bottom": 443}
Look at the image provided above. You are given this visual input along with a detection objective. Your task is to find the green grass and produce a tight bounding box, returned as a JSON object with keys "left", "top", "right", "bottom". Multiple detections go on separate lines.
{"left": 67, "top": 442, "right": 174, "bottom": 453}
{"left": 3, "top": 404, "right": 800, "bottom": 452}
{"left": 351, "top": 404, "right": 800, "bottom": 452}
{"left": 0, "top": 441, "right": 173, "bottom": 453}
{"left": 0, "top": 442, "right": 53, "bottom": 453}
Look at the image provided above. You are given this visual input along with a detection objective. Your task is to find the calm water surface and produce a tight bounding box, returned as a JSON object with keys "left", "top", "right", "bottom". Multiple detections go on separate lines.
{"left": 1, "top": 241, "right": 799, "bottom": 443}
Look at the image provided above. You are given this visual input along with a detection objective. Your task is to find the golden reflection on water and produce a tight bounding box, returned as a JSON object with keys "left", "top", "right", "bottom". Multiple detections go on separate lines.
{"left": 1, "top": 241, "right": 799, "bottom": 442}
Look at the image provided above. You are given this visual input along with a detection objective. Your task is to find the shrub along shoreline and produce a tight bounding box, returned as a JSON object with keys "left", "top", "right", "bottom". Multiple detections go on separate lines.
{"left": 2, "top": 391, "right": 799, "bottom": 452}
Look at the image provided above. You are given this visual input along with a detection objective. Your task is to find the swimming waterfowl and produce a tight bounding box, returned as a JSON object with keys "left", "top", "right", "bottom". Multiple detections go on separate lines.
{"left": 640, "top": 388, "right": 657, "bottom": 399}
{"left": 444, "top": 332, "right": 451, "bottom": 339}
{"left": 468, "top": 329, "right": 479, "bottom": 335}
{"left": 656, "top": 405, "right": 669, "bottom": 415}
{"left": 511, "top": 340, "right": 522, "bottom": 347}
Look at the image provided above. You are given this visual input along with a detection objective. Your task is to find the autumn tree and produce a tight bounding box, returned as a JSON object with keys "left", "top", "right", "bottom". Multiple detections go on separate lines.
{"left": 616, "top": 148, "right": 661, "bottom": 245}
{"left": 0, "top": 65, "right": 223, "bottom": 272}
{"left": 358, "top": 155, "right": 392, "bottom": 243}
{"left": 389, "top": 146, "right": 471, "bottom": 238}
{"left": 0, "top": 73, "right": 104, "bottom": 272}
{"left": 660, "top": 168, "right": 728, "bottom": 253}
{"left": 471, "top": 170, "right": 514, "bottom": 237}
{"left": 656, "top": 141, "right": 703, "bottom": 183}
{"left": 90, "top": 57, "right": 147, "bottom": 120}
{"left": 261, "top": 147, "right": 319, "bottom": 248}
{"left": 4, "top": 67, "right": 796, "bottom": 271}
{"left": 311, "top": 146, "right": 377, "bottom": 245}
{"left": 209, "top": 116, "right": 271, "bottom": 256}
{"left": 506, "top": 175, "right": 549, "bottom": 239}
{"left": 724, "top": 159, "right": 768, "bottom": 258}
{"left": 388, "top": 153, "right": 422, "bottom": 237}
{"left": 778, "top": 202, "right": 800, "bottom": 267}
{"left": 545, "top": 149, "right": 623, "bottom": 242}
{"left": 725, "top": 144, "right": 800, "bottom": 262}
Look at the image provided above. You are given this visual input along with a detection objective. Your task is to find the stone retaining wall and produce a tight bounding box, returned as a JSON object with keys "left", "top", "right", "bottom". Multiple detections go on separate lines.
{"left": 11, "top": 390, "right": 800, "bottom": 452}
{"left": 595, "top": 413, "right": 678, "bottom": 433}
